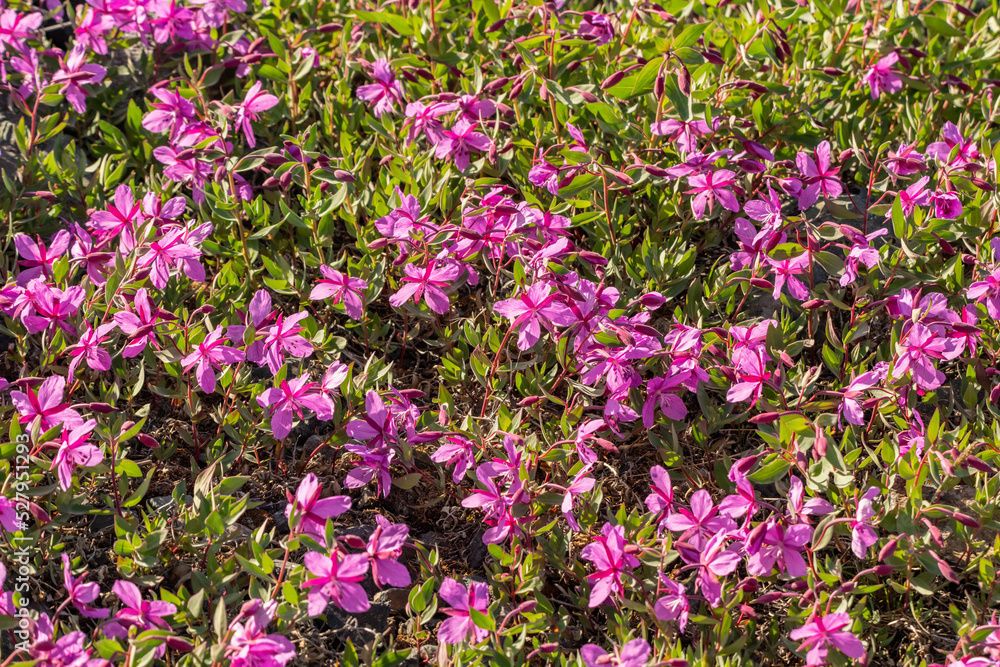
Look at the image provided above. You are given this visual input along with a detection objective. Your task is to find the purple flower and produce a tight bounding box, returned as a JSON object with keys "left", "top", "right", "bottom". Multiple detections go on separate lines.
{"left": 897, "top": 176, "right": 932, "bottom": 217}
{"left": 303, "top": 551, "right": 370, "bottom": 615}
{"left": 226, "top": 600, "right": 296, "bottom": 667}
{"left": 260, "top": 311, "right": 314, "bottom": 374}
{"left": 837, "top": 362, "right": 888, "bottom": 427}
{"left": 581, "top": 638, "right": 650, "bottom": 667}
{"left": 885, "top": 142, "right": 927, "bottom": 177}
{"left": 927, "top": 122, "right": 979, "bottom": 171}
{"left": 106, "top": 580, "right": 177, "bottom": 657}
{"left": 850, "top": 487, "right": 880, "bottom": 559}
{"left": 52, "top": 420, "right": 103, "bottom": 492}
{"left": 0, "top": 497, "right": 20, "bottom": 533}
{"left": 236, "top": 82, "right": 279, "bottom": 147}
{"left": 677, "top": 532, "right": 740, "bottom": 606}
{"left": 52, "top": 44, "right": 106, "bottom": 113}
{"left": 891, "top": 322, "right": 953, "bottom": 390}
{"left": 14, "top": 231, "right": 71, "bottom": 286}
{"left": 257, "top": 376, "right": 334, "bottom": 439}
{"left": 62, "top": 554, "right": 109, "bottom": 618}
{"left": 579, "top": 11, "right": 615, "bottom": 45}
{"left": 435, "top": 120, "right": 492, "bottom": 170}
{"left": 493, "top": 282, "right": 575, "bottom": 350}
{"left": 743, "top": 185, "right": 784, "bottom": 234}
{"left": 285, "top": 473, "right": 351, "bottom": 540}
{"left": 403, "top": 101, "right": 455, "bottom": 145}
{"left": 787, "top": 475, "right": 835, "bottom": 523}
{"left": 11, "top": 375, "right": 84, "bottom": 433}
{"left": 113, "top": 288, "right": 166, "bottom": 357}
{"left": 766, "top": 252, "right": 811, "bottom": 301}
{"left": 182, "top": 328, "right": 245, "bottom": 394}
{"left": 529, "top": 161, "right": 561, "bottom": 195}
{"left": 746, "top": 519, "right": 811, "bottom": 577}
{"left": 65, "top": 321, "right": 116, "bottom": 379}
{"left": 795, "top": 141, "right": 843, "bottom": 210}
{"left": 651, "top": 119, "right": 711, "bottom": 156}
{"left": 645, "top": 465, "right": 675, "bottom": 529}
{"left": 138, "top": 224, "right": 207, "bottom": 288}
{"left": 346, "top": 391, "right": 398, "bottom": 451}
{"left": 686, "top": 168, "right": 740, "bottom": 218}
{"left": 664, "top": 489, "right": 734, "bottom": 548}
{"left": 654, "top": 575, "right": 689, "bottom": 632}
{"left": 437, "top": 578, "right": 490, "bottom": 645}
{"left": 789, "top": 612, "right": 866, "bottom": 666}
{"left": 558, "top": 465, "right": 596, "bottom": 531}
{"left": 0, "top": 563, "right": 15, "bottom": 615}
{"left": 932, "top": 191, "right": 963, "bottom": 219}
{"left": 318, "top": 361, "right": 350, "bottom": 400}
{"left": 366, "top": 515, "right": 411, "bottom": 587}
{"left": 581, "top": 523, "right": 640, "bottom": 607}
{"left": 727, "top": 347, "right": 773, "bottom": 406}
{"left": 431, "top": 435, "right": 477, "bottom": 483}
{"left": 863, "top": 52, "right": 903, "bottom": 99}
{"left": 20, "top": 279, "right": 86, "bottom": 336}
{"left": 389, "top": 260, "right": 461, "bottom": 314}
{"left": 310, "top": 266, "right": 367, "bottom": 319}
{"left": 143, "top": 87, "right": 197, "bottom": 138}
{"left": 357, "top": 59, "right": 405, "bottom": 118}
{"left": 642, "top": 372, "right": 689, "bottom": 426}
{"left": 840, "top": 227, "right": 887, "bottom": 286}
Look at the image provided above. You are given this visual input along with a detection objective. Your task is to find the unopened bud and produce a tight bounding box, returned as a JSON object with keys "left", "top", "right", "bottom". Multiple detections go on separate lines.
{"left": 317, "top": 22, "right": 342, "bottom": 32}
{"left": 333, "top": 169, "right": 355, "bottom": 182}
{"left": 678, "top": 66, "right": 691, "bottom": 96}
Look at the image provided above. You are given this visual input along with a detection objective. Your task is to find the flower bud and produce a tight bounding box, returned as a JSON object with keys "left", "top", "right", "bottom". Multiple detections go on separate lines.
{"left": 88, "top": 403, "right": 117, "bottom": 413}
{"left": 279, "top": 171, "right": 293, "bottom": 189}
{"left": 678, "top": 65, "right": 691, "bottom": 96}
{"left": 138, "top": 434, "right": 159, "bottom": 449}
{"left": 333, "top": 169, "right": 356, "bottom": 182}
{"left": 317, "top": 22, "right": 342, "bottom": 32}
{"left": 263, "top": 153, "right": 287, "bottom": 166}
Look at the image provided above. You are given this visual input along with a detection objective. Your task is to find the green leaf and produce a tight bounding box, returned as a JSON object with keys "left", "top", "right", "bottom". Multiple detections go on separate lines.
{"left": 923, "top": 15, "right": 964, "bottom": 37}
{"left": 468, "top": 606, "right": 496, "bottom": 632}
{"left": 672, "top": 22, "right": 710, "bottom": 49}
{"left": 354, "top": 10, "right": 414, "bottom": 36}
{"left": 605, "top": 57, "right": 664, "bottom": 100}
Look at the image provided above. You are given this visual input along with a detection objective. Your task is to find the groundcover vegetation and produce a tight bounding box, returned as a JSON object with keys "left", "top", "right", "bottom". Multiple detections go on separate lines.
{"left": 3, "top": 0, "right": 1000, "bottom": 664}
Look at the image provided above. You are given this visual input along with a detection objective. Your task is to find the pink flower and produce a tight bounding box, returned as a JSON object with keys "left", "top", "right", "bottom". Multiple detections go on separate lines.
{"left": 0, "top": 563, "right": 15, "bottom": 615}
{"left": 51, "top": 420, "right": 103, "bottom": 491}
{"left": 139, "top": 224, "right": 208, "bottom": 288}
{"left": 318, "top": 361, "right": 349, "bottom": 400}
{"left": 493, "top": 282, "right": 575, "bottom": 350}
{"left": 236, "top": 81, "right": 279, "bottom": 147}
{"left": 88, "top": 184, "right": 143, "bottom": 241}
{"left": 789, "top": 613, "right": 866, "bottom": 666}
{"left": 685, "top": 168, "right": 740, "bottom": 218}
{"left": 743, "top": 185, "right": 783, "bottom": 234}
{"left": 65, "top": 322, "right": 116, "bottom": 379}
{"left": 14, "top": 231, "right": 71, "bottom": 286}
{"left": 664, "top": 489, "right": 734, "bottom": 548}
{"left": 356, "top": 59, "right": 404, "bottom": 118}
{"left": 437, "top": 578, "right": 490, "bottom": 645}
{"left": 766, "top": 252, "right": 811, "bottom": 301}
{"left": 61, "top": 554, "right": 109, "bottom": 618}
{"left": 113, "top": 288, "right": 167, "bottom": 357}
{"left": 654, "top": 576, "right": 688, "bottom": 632}
{"left": 225, "top": 600, "right": 296, "bottom": 667}
{"left": 579, "top": 11, "right": 615, "bottom": 45}
{"left": 642, "top": 372, "right": 689, "bottom": 426}
{"left": 435, "top": 120, "right": 492, "bottom": 170}
{"left": 260, "top": 311, "right": 314, "bottom": 374}
{"left": 0, "top": 10, "right": 43, "bottom": 52}
{"left": 51, "top": 44, "right": 107, "bottom": 113}
{"left": 310, "top": 266, "right": 367, "bottom": 319}
{"left": 850, "top": 487, "right": 880, "bottom": 559}
{"left": 651, "top": 119, "right": 711, "bottom": 155}
{"left": 932, "top": 191, "right": 963, "bottom": 219}
{"left": 581, "top": 639, "right": 650, "bottom": 667}
{"left": 795, "top": 141, "right": 843, "bottom": 209}
{"left": 581, "top": 523, "right": 639, "bottom": 607}
{"left": 840, "top": 227, "right": 887, "bottom": 286}
{"left": 389, "top": 260, "right": 461, "bottom": 314}
{"left": 677, "top": 532, "right": 740, "bottom": 606}
{"left": 11, "top": 375, "right": 84, "bottom": 433}
{"left": 106, "top": 580, "right": 177, "bottom": 657}
{"left": 727, "top": 347, "right": 772, "bottom": 406}
{"left": 927, "top": 122, "right": 979, "bottom": 171}
{"left": 431, "top": 435, "right": 477, "bottom": 483}
{"left": 863, "top": 52, "right": 903, "bottom": 99}
{"left": 403, "top": 101, "right": 455, "bottom": 145}
{"left": 837, "top": 362, "right": 888, "bottom": 427}
{"left": 257, "top": 376, "right": 334, "bottom": 440}
{"left": 366, "top": 515, "right": 411, "bottom": 587}
{"left": 302, "top": 551, "right": 370, "bottom": 615}
{"left": 529, "top": 161, "right": 561, "bottom": 195}
{"left": 897, "top": 176, "right": 931, "bottom": 217}
{"left": 885, "top": 142, "right": 926, "bottom": 177}
{"left": 787, "top": 475, "right": 835, "bottom": 523}
{"left": 285, "top": 473, "right": 351, "bottom": 540}
{"left": 892, "top": 322, "right": 954, "bottom": 390}
{"left": 558, "top": 465, "right": 596, "bottom": 531}
{"left": 181, "top": 328, "right": 244, "bottom": 393}
{"left": 746, "top": 519, "right": 811, "bottom": 577}
{"left": 645, "top": 465, "right": 675, "bottom": 529}
{"left": 20, "top": 280, "right": 86, "bottom": 336}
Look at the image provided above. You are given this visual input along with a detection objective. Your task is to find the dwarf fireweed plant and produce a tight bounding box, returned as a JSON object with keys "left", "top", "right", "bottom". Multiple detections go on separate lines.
{"left": 2, "top": 0, "right": 1000, "bottom": 665}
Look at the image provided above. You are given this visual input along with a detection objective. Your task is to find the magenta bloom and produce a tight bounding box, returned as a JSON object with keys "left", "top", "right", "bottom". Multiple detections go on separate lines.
{"left": 106, "top": 580, "right": 177, "bottom": 657}
{"left": 388, "top": 261, "right": 461, "bottom": 314}
{"left": 61, "top": 554, "right": 109, "bottom": 619}
{"left": 766, "top": 252, "right": 811, "bottom": 301}
{"left": 927, "top": 122, "right": 980, "bottom": 171}
{"left": 654, "top": 576, "right": 688, "bottom": 632}
{"left": 431, "top": 435, "right": 477, "bottom": 483}
{"left": 226, "top": 601, "right": 296, "bottom": 667}
{"left": 310, "top": 266, "right": 367, "bottom": 319}
{"left": 651, "top": 119, "right": 711, "bottom": 155}
{"left": 285, "top": 473, "right": 351, "bottom": 540}
{"left": 642, "top": 372, "right": 689, "bottom": 426}
{"left": 746, "top": 520, "right": 811, "bottom": 577}
{"left": 435, "top": 120, "right": 492, "bottom": 170}
{"left": 20, "top": 280, "right": 86, "bottom": 336}
{"left": 182, "top": 328, "right": 244, "bottom": 393}
{"left": 0, "top": 563, "right": 16, "bottom": 615}
{"left": 579, "top": 11, "right": 615, "bottom": 44}
{"left": 403, "top": 101, "right": 455, "bottom": 145}
{"left": 493, "top": 282, "right": 575, "bottom": 350}
{"left": 236, "top": 82, "right": 279, "bottom": 147}
{"left": 366, "top": 515, "right": 411, "bottom": 587}
{"left": 891, "top": 322, "right": 954, "bottom": 390}
{"left": 686, "top": 168, "right": 740, "bottom": 218}
{"left": 143, "top": 87, "right": 196, "bottom": 139}
{"left": 863, "top": 52, "right": 903, "bottom": 99}
{"left": 664, "top": 489, "right": 734, "bottom": 548}
{"left": 260, "top": 311, "right": 314, "bottom": 374}
{"left": 743, "top": 184, "right": 783, "bottom": 234}
{"left": 139, "top": 225, "right": 207, "bottom": 288}
{"left": 529, "top": 161, "right": 561, "bottom": 195}
{"left": 932, "top": 191, "right": 963, "bottom": 219}
{"left": 14, "top": 231, "right": 71, "bottom": 286}
{"left": 789, "top": 613, "right": 866, "bottom": 666}
{"left": 837, "top": 362, "right": 888, "bottom": 427}
{"left": 302, "top": 551, "right": 370, "bottom": 615}
{"left": 677, "top": 532, "right": 740, "bottom": 606}
{"left": 11, "top": 375, "right": 84, "bottom": 433}
{"left": 727, "top": 347, "right": 773, "bottom": 406}
{"left": 795, "top": 141, "right": 844, "bottom": 209}
{"left": 357, "top": 59, "right": 405, "bottom": 118}
{"left": 645, "top": 465, "right": 675, "bottom": 529}
{"left": 65, "top": 321, "right": 116, "bottom": 379}
{"left": 897, "top": 176, "right": 931, "bottom": 217}
{"left": 437, "top": 578, "right": 490, "bottom": 646}
{"left": 89, "top": 184, "right": 143, "bottom": 240}
{"left": 850, "top": 487, "right": 880, "bottom": 559}
{"left": 559, "top": 465, "right": 596, "bottom": 531}
{"left": 581, "top": 523, "right": 640, "bottom": 607}
{"left": 114, "top": 288, "right": 166, "bottom": 357}
{"left": 257, "top": 376, "right": 334, "bottom": 440}
{"left": 840, "top": 227, "right": 887, "bottom": 286}
{"left": 787, "top": 475, "right": 835, "bottom": 523}
{"left": 52, "top": 420, "right": 103, "bottom": 491}
{"left": 51, "top": 44, "right": 106, "bottom": 113}
{"left": 581, "top": 639, "right": 650, "bottom": 667}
